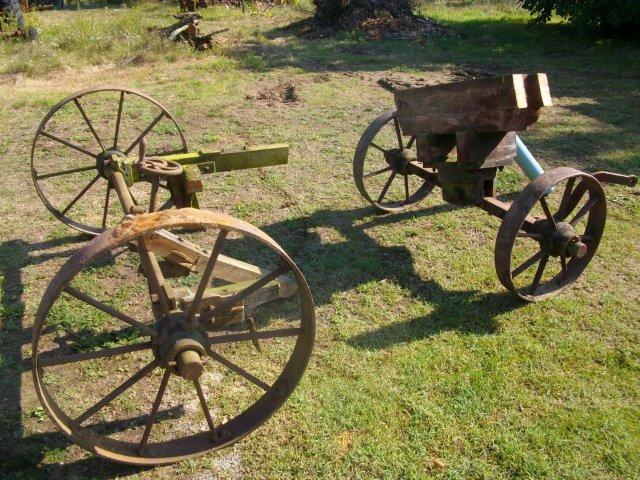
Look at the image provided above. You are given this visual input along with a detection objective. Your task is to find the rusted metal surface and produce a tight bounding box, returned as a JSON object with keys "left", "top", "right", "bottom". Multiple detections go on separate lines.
{"left": 353, "top": 74, "right": 635, "bottom": 301}
{"left": 32, "top": 208, "right": 316, "bottom": 465}
{"left": 31, "top": 88, "right": 315, "bottom": 465}
{"left": 495, "top": 167, "right": 606, "bottom": 301}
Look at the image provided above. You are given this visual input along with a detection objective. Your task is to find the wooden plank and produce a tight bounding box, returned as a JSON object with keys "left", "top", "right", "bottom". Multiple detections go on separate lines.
{"left": 455, "top": 131, "right": 516, "bottom": 167}
{"left": 394, "top": 73, "right": 551, "bottom": 134}
{"left": 145, "top": 229, "right": 297, "bottom": 295}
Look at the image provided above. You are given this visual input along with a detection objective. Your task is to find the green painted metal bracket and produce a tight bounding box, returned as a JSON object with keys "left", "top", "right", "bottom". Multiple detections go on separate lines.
{"left": 160, "top": 144, "right": 289, "bottom": 174}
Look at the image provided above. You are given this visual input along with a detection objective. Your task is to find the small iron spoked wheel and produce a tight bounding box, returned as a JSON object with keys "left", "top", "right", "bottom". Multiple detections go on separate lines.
{"left": 353, "top": 109, "right": 436, "bottom": 213}
{"left": 33, "top": 208, "right": 315, "bottom": 465}
{"left": 31, "top": 87, "right": 188, "bottom": 236}
{"left": 495, "top": 167, "right": 606, "bottom": 302}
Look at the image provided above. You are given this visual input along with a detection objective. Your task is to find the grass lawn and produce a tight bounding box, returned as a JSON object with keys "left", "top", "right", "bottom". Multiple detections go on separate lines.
{"left": 0, "top": 0, "right": 638, "bottom": 478}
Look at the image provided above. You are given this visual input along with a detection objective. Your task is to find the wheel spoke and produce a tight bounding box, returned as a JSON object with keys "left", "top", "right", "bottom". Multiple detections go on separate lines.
{"left": 64, "top": 286, "right": 155, "bottom": 337}
{"left": 555, "top": 177, "right": 576, "bottom": 220}
{"left": 136, "top": 236, "right": 173, "bottom": 318}
{"left": 75, "top": 360, "right": 157, "bottom": 425}
{"left": 377, "top": 170, "right": 397, "bottom": 203}
{"left": 208, "top": 327, "right": 302, "bottom": 346}
{"left": 528, "top": 254, "right": 549, "bottom": 295}
{"left": 569, "top": 196, "right": 598, "bottom": 227}
{"left": 114, "top": 90, "right": 125, "bottom": 149}
{"left": 406, "top": 136, "right": 416, "bottom": 149}
{"left": 363, "top": 165, "right": 392, "bottom": 179}
{"left": 206, "top": 348, "right": 270, "bottom": 391}
{"left": 369, "top": 142, "right": 386, "bottom": 153}
{"left": 74, "top": 98, "right": 106, "bottom": 152}
{"left": 393, "top": 117, "right": 403, "bottom": 149}
{"left": 35, "top": 165, "right": 95, "bottom": 180}
{"left": 517, "top": 231, "right": 542, "bottom": 240}
{"left": 139, "top": 368, "right": 171, "bottom": 448}
{"left": 124, "top": 111, "right": 166, "bottom": 155}
{"left": 101, "top": 184, "right": 111, "bottom": 229}
{"left": 40, "top": 130, "right": 98, "bottom": 158}
{"left": 38, "top": 341, "right": 151, "bottom": 367}
{"left": 557, "top": 180, "right": 588, "bottom": 222}
{"left": 560, "top": 254, "right": 568, "bottom": 278}
{"left": 186, "top": 229, "right": 228, "bottom": 326}
{"left": 203, "top": 263, "right": 292, "bottom": 327}
{"left": 59, "top": 174, "right": 101, "bottom": 216}
{"left": 403, "top": 173, "right": 409, "bottom": 202}
{"left": 194, "top": 379, "right": 217, "bottom": 439}
{"left": 539, "top": 196, "right": 557, "bottom": 229}
{"left": 512, "top": 250, "right": 546, "bottom": 278}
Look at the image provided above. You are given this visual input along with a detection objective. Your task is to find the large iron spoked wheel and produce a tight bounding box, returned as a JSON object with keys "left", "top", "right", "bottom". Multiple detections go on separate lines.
{"left": 33, "top": 208, "right": 315, "bottom": 465}
{"left": 496, "top": 167, "right": 606, "bottom": 302}
{"left": 353, "top": 110, "right": 436, "bottom": 213}
{"left": 31, "top": 87, "right": 188, "bottom": 236}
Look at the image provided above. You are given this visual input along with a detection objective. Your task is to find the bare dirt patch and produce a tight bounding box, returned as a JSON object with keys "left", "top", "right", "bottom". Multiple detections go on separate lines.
{"left": 246, "top": 81, "right": 299, "bottom": 105}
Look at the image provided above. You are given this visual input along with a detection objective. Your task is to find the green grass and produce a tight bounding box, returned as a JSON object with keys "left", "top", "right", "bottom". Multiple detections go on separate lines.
{"left": 0, "top": 0, "right": 639, "bottom": 479}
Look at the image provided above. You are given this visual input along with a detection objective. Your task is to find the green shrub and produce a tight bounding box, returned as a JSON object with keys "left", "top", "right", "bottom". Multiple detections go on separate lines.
{"left": 522, "top": 0, "right": 640, "bottom": 37}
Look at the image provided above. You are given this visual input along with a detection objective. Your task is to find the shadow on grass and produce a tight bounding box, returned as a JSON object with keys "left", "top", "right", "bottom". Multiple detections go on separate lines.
{"left": 0, "top": 234, "right": 155, "bottom": 480}
{"left": 260, "top": 204, "right": 521, "bottom": 347}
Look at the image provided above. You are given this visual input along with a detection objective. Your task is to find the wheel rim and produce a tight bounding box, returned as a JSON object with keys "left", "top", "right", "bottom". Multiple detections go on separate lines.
{"left": 353, "top": 109, "right": 435, "bottom": 213}
{"left": 495, "top": 167, "right": 606, "bottom": 302}
{"left": 33, "top": 208, "right": 315, "bottom": 465}
{"left": 31, "top": 87, "right": 188, "bottom": 236}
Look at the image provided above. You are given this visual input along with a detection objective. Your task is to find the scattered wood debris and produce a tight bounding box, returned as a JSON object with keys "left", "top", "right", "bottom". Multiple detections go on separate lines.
{"left": 155, "top": 13, "right": 227, "bottom": 51}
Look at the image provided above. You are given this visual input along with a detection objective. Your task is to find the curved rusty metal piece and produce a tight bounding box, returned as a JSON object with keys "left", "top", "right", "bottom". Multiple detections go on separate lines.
{"left": 495, "top": 167, "right": 606, "bottom": 302}
{"left": 31, "top": 87, "right": 188, "bottom": 236}
{"left": 353, "top": 109, "right": 436, "bottom": 213}
{"left": 32, "top": 208, "right": 315, "bottom": 465}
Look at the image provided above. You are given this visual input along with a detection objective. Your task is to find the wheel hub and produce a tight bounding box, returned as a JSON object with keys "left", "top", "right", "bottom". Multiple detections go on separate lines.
{"left": 151, "top": 313, "right": 208, "bottom": 380}
{"left": 96, "top": 149, "right": 127, "bottom": 178}
{"left": 536, "top": 220, "right": 587, "bottom": 259}
{"left": 385, "top": 148, "right": 411, "bottom": 173}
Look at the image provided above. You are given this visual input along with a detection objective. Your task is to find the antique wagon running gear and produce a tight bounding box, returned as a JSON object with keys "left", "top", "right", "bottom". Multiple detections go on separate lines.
{"left": 31, "top": 87, "right": 315, "bottom": 465}
{"left": 353, "top": 74, "right": 637, "bottom": 301}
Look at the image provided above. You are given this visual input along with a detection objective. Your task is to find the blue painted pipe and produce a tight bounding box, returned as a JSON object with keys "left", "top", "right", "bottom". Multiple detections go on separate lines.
{"left": 515, "top": 135, "right": 545, "bottom": 180}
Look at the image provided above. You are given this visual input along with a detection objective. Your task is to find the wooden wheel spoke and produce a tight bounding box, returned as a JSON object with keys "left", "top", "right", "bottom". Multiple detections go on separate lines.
{"left": 529, "top": 254, "right": 550, "bottom": 295}
{"left": 393, "top": 117, "right": 403, "bottom": 149}
{"left": 139, "top": 368, "right": 171, "bottom": 448}
{"left": 74, "top": 98, "right": 106, "bottom": 152}
{"left": 512, "top": 250, "right": 546, "bottom": 278}
{"left": 186, "top": 230, "right": 228, "bottom": 326}
{"left": 38, "top": 341, "right": 151, "bottom": 367}
{"left": 194, "top": 379, "right": 217, "bottom": 439}
{"left": 206, "top": 348, "right": 270, "bottom": 391}
{"left": 64, "top": 286, "right": 155, "bottom": 336}
{"left": 35, "top": 165, "right": 95, "bottom": 180}
{"left": 40, "top": 131, "right": 98, "bottom": 158}
{"left": 363, "top": 165, "right": 392, "bottom": 179}
{"left": 75, "top": 360, "right": 157, "bottom": 425}
{"left": 60, "top": 174, "right": 101, "bottom": 216}
{"left": 202, "top": 263, "right": 292, "bottom": 326}
{"left": 539, "top": 196, "right": 557, "bottom": 229}
{"left": 114, "top": 91, "right": 125, "bottom": 148}
{"left": 124, "top": 111, "right": 166, "bottom": 155}
{"left": 569, "top": 196, "right": 598, "bottom": 227}
{"left": 208, "top": 327, "right": 302, "bottom": 346}
{"left": 377, "top": 170, "right": 397, "bottom": 203}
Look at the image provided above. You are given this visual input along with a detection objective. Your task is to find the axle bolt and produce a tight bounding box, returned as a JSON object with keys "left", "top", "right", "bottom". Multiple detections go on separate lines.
{"left": 176, "top": 349, "right": 204, "bottom": 381}
{"left": 569, "top": 241, "right": 588, "bottom": 259}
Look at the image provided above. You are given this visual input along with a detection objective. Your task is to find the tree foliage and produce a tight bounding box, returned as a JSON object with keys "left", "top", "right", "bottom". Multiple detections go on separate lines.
{"left": 522, "top": 0, "right": 640, "bottom": 37}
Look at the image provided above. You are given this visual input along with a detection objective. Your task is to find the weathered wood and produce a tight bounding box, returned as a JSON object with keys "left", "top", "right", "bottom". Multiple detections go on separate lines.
{"left": 394, "top": 73, "right": 551, "bottom": 134}
{"left": 455, "top": 131, "right": 516, "bottom": 168}
{"left": 145, "top": 229, "right": 297, "bottom": 294}
{"left": 182, "top": 164, "right": 203, "bottom": 194}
